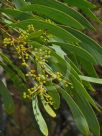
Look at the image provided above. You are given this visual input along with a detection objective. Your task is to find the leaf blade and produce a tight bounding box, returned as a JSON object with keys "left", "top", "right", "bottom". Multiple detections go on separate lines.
{"left": 0, "top": 80, "right": 15, "bottom": 114}
{"left": 58, "top": 87, "right": 90, "bottom": 135}
{"left": 32, "top": 97, "right": 48, "bottom": 136}
{"left": 9, "top": 19, "right": 80, "bottom": 43}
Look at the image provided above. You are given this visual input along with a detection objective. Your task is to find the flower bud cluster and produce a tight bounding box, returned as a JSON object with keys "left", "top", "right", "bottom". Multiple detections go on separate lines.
{"left": 27, "top": 24, "right": 35, "bottom": 32}
{"left": 34, "top": 48, "right": 51, "bottom": 66}
{"left": 45, "top": 19, "right": 55, "bottom": 25}
{"left": 17, "top": 31, "right": 29, "bottom": 44}
{"left": 3, "top": 24, "right": 72, "bottom": 105}
{"left": 23, "top": 84, "right": 39, "bottom": 99}
{"left": 3, "top": 37, "right": 14, "bottom": 46}
{"left": 23, "top": 84, "right": 53, "bottom": 105}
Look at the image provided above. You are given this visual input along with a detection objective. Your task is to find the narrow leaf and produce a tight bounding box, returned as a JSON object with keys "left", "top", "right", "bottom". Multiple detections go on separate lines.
{"left": 67, "top": 28, "right": 102, "bottom": 65}
{"left": 82, "top": 8, "right": 101, "bottom": 23}
{"left": 9, "top": 19, "right": 80, "bottom": 43}
{"left": 80, "top": 75, "right": 102, "bottom": 84}
{"left": 32, "top": 97, "right": 48, "bottom": 136}
{"left": 21, "top": 4, "right": 84, "bottom": 29}
{"left": 0, "top": 8, "right": 33, "bottom": 20}
{"left": 63, "top": 0, "right": 96, "bottom": 9}
{"left": 45, "top": 81, "right": 60, "bottom": 109}
{"left": 71, "top": 88, "right": 100, "bottom": 136}
{"left": 40, "top": 96, "right": 56, "bottom": 117}
{"left": 32, "top": 0, "right": 95, "bottom": 30}
{"left": 58, "top": 86, "right": 90, "bottom": 135}
{"left": 0, "top": 80, "right": 15, "bottom": 114}
{"left": 51, "top": 42, "right": 96, "bottom": 65}
{"left": 70, "top": 74, "right": 99, "bottom": 111}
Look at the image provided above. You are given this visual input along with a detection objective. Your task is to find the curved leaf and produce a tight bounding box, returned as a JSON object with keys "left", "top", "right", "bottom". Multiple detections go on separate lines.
{"left": 63, "top": 0, "right": 95, "bottom": 9}
{"left": 67, "top": 27, "right": 102, "bottom": 65}
{"left": 32, "top": 0, "right": 95, "bottom": 30}
{"left": 82, "top": 8, "right": 101, "bottom": 23}
{"left": 58, "top": 86, "right": 90, "bottom": 135}
{"left": 21, "top": 4, "right": 84, "bottom": 29}
{"left": 32, "top": 97, "right": 48, "bottom": 136}
{"left": 0, "top": 62, "right": 27, "bottom": 92}
{"left": 0, "top": 8, "right": 33, "bottom": 20}
{"left": 50, "top": 42, "right": 96, "bottom": 65}
{"left": 70, "top": 74, "right": 99, "bottom": 111}
{"left": 9, "top": 19, "right": 80, "bottom": 43}
{"left": 40, "top": 96, "right": 56, "bottom": 117}
{"left": 0, "top": 53, "right": 26, "bottom": 82}
{"left": 71, "top": 88, "right": 100, "bottom": 136}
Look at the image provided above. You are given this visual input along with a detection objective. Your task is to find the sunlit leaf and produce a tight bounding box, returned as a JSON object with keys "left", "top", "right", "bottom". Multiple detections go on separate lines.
{"left": 40, "top": 96, "right": 56, "bottom": 117}
{"left": 32, "top": 97, "right": 48, "bottom": 136}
